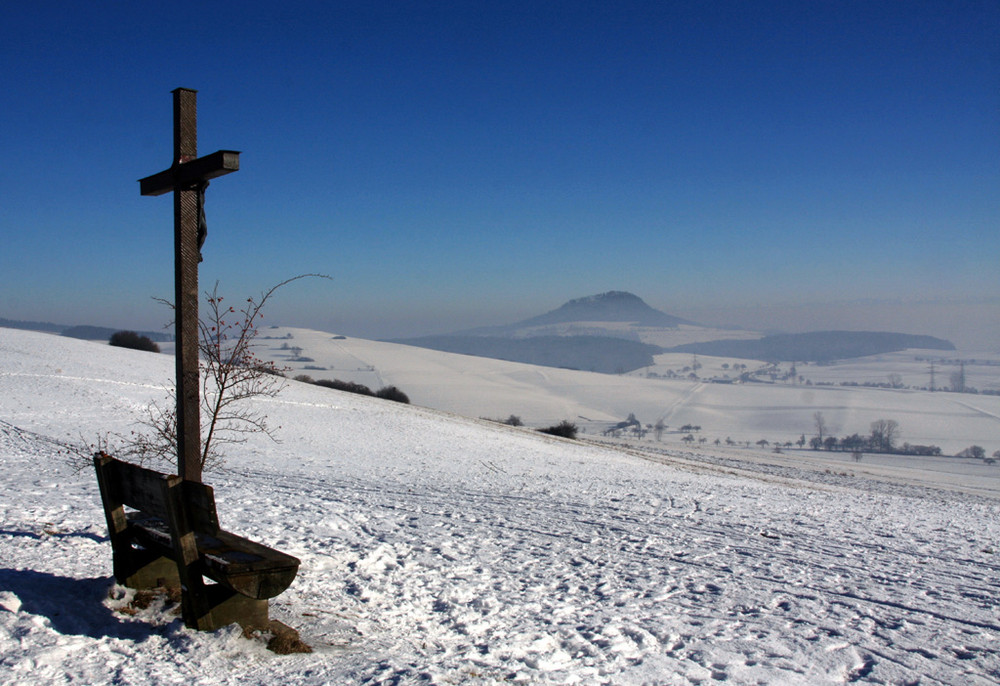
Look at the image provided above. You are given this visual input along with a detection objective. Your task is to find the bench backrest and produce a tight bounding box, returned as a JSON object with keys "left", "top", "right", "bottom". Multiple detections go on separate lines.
{"left": 94, "top": 453, "right": 220, "bottom": 533}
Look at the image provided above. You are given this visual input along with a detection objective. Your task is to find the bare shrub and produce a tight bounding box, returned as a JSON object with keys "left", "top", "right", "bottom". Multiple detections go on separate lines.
{"left": 124, "top": 274, "right": 326, "bottom": 472}
{"left": 375, "top": 385, "right": 410, "bottom": 404}
{"left": 538, "top": 420, "right": 578, "bottom": 439}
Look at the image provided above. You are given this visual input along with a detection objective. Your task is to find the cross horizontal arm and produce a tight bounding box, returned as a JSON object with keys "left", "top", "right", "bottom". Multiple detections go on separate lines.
{"left": 139, "top": 150, "right": 241, "bottom": 196}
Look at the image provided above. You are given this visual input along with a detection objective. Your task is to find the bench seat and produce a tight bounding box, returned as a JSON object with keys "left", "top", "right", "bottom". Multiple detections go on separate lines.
{"left": 128, "top": 513, "right": 299, "bottom": 599}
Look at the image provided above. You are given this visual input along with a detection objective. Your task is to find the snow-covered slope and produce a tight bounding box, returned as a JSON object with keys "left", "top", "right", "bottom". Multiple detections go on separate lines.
{"left": 246, "top": 327, "right": 1000, "bottom": 455}
{"left": 2, "top": 328, "right": 999, "bottom": 684}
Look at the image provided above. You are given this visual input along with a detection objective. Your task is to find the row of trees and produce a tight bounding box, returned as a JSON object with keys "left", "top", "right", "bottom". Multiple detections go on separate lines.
{"left": 478, "top": 409, "right": 995, "bottom": 464}
{"left": 293, "top": 375, "right": 410, "bottom": 404}
{"left": 809, "top": 413, "right": 997, "bottom": 459}
{"left": 808, "top": 417, "right": 902, "bottom": 453}
{"left": 811, "top": 414, "right": 910, "bottom": 453}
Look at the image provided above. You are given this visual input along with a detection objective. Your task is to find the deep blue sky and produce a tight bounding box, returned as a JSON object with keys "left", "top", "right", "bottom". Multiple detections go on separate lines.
{"left": 2, "top": 1, "right": 997, "bottom": 347}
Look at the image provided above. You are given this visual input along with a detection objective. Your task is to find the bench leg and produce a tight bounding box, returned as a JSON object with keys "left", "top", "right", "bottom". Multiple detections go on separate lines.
{"left": 183, "top": 584, "right": 270, "bottom": 632}
{"left": 114, "top": 548, "right": 181, "bottom": 590}
{"left": 113, "top": 549, "right": 269, "bottom": 633}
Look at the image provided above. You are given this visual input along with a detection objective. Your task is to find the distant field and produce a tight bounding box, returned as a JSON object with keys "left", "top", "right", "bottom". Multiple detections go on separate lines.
{"left": 248, "top": 327, "right": 1000, "bottom": 456}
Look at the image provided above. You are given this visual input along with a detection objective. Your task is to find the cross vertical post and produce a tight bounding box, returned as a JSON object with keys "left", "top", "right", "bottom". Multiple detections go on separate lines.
{"left": 173, "top": 88, "right": 201, "bottom": 483}
{"left": 139, "top": 88, "right": 240, "bottom": 483}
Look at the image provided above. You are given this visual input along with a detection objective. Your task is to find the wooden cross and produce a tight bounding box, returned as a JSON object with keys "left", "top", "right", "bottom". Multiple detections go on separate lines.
{"left": 139, "top": 88, "right": 240, "bottom": 483}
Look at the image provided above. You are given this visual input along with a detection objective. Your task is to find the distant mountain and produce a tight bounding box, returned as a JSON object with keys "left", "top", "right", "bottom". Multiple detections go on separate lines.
{"left": 0, "top": 318, "right": 172, "bottom": 343}
{"left": 60, "top": 325, "right": 171, "bottom": 342}
{"left": 455, "top": 291, "right": 695, "bottom": 340}
{"left": 392, "top": 292, "right": 687, "bottom": 373}
{"left": 514, "top": 291, "right": 692, "bottom": 329}
{"left": 0, "top": 318, "right": 64, "bottom": 334}
{"left": 667, "top": 331, "right": 955, "bottom": 362}
{"left": 392, "top": 293, "right": 957, "bottom": 372}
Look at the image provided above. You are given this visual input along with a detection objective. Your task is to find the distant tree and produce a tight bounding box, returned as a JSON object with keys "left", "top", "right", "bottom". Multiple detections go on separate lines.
{"left": 797, "top": 434, "right": 806, "bottom": 448}
{"left": 756, "top": 439, "right": 769, "bottom": 448}
{"left": 653, "top": 419, "right": 667, "bottom": 441}
{"left": 950, "top": 364, "right": 966, "bottom": 393}
{"left": 887, "top": 373, "right": 903, "bottom": 389}
{"left": 682, "top": 434, "right": 695, "bottom": 444}
{"left": 809, "top": 436, "right": 823, "bottom": 450}
{"left": 503, "top": 415, "right": 523, "bottom": 427}
{"left": 813, "top": 411, "right": 827, "bottom": 442}
{"left": 956, "top": 445, "right": 986, "bottom": 459}
{"left": 841, "top": 433, "right": 866, "bottom": 453}
{"left": 870, "top": 419, "right": 900, "bottom": 453}
{"left": 824, "top": 436, "right": 838, "bottom": 451}
{"left": 109, "top": 330, "right": 160, "bottom": 353}
{"left": 293, "top": 374, "right": 314, "bottom": 383}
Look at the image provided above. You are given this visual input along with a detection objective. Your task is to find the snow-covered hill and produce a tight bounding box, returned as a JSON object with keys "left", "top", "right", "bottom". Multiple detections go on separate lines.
{"left": 1, "top": 328, "right": 999, "bottom": 684}
{"left": 245, "top": 327, "right": 1000, "bottom": 456}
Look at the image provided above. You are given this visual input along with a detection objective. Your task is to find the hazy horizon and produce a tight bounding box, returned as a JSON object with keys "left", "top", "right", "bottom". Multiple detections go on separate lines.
{"left": 7, "top": 290, "right": 997, "bottom": 352}
{"left": 2, "top": 2, "right": 996, "bottom": 351}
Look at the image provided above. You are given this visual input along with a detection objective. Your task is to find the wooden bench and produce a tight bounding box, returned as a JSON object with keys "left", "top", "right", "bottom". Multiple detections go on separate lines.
{"left": 94, "top": 453, "right": 300, "bottom": 632}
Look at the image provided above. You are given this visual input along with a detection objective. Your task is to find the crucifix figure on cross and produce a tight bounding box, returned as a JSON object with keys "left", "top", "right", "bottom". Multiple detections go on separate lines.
{"left": 139, "top": 88, "right": 240, "bottom": 483}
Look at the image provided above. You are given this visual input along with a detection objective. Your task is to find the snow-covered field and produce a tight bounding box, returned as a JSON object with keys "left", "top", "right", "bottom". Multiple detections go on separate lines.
{"left": 244, "top": 327, "right": 1000, "bottom": 456}
{"left": 636, "top": 349, "right": 1000, "bottom": 395}
{"left": 2, "top": 327, "right": 999, "bottom": 684}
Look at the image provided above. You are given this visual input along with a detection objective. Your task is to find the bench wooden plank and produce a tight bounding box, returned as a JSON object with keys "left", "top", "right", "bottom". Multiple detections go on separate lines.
{"left": 181, "top": 481, "right": 221, "bottom": 533}
{"left": 97, "top": 455, "right": 180, "bottom": 521}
